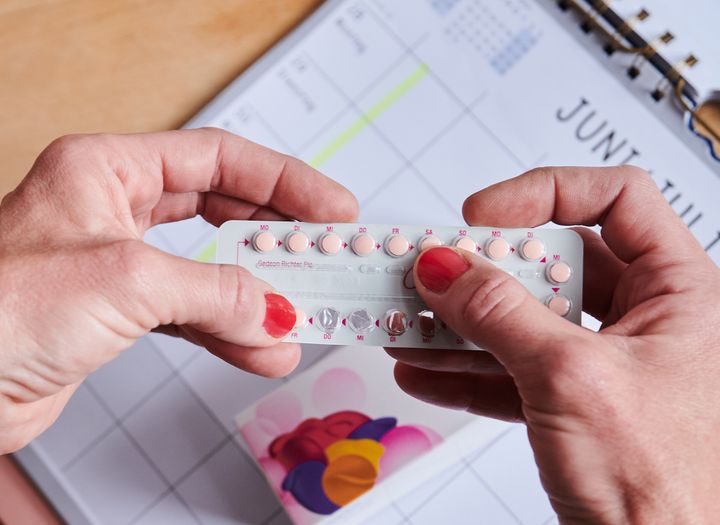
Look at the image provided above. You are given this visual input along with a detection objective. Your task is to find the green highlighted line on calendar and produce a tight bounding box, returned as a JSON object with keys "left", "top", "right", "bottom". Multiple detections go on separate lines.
{"left": 309, "top": 63, "right": 429, "bottom": 168}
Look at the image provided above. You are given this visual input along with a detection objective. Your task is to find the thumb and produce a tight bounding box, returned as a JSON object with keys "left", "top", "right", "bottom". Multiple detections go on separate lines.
{"left": 413, "top": 246, "right": 586, "bottom": 371}
{"left": 116, "top": 242, "right": 296, "bottom": 347}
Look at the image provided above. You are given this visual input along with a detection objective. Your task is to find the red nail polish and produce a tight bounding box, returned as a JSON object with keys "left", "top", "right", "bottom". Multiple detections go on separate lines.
{"left": 263, "top": 293, "right": 296, "bottom": 338}
{"left": 416, "top": 247, "right": 470, "bottom": 293}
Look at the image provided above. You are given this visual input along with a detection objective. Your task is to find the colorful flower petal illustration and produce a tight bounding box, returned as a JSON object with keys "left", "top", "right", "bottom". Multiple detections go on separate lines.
{"left": 348, "top": 417, "right": 397, "bottom": 441}
{"left": 282, "top": 460, "right": 340, "bottom": 515}
{"left": 269, "top": 411, "right": 370, "bottom": 471}
{"left": 322, "top": 454, "right": 378, "bottom": 506}
{"left": 324, "top": 439, "right": 384, "bottom": 472}
{"left": 321, "top": 439, "right": 384, "bottom": 506}
{"left": 263, "top": 407, "right": 443, "bottom": 516}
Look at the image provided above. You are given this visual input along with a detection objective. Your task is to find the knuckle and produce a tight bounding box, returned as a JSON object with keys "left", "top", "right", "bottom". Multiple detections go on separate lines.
{"left": 524, "top": 165, "right": 552, "bottom": 178}
{"left": 522, "top": 166, "right": 556, "bottom": 185}
{"left": 117, "top": 240, "right": 151, "bottom": 279}
{"left": 275, "top": 154, "right": 293, "bottom": 180}
{"left": 102, "top": 239, "right": 153, "bottom": 293}
{"left": 197, "top": 126, "right": 226, "bottom": 139}
{"left": 620, "top": 164, "right": 655, "bottom": 189}
{"left": 523, "top": 166, "right": 566, "bottom": 195}
{"left": 538, "top": 339, "right": 622, "bottom": 417}
{"left": 218, "top": 264, "right": 259, "bottom": 324}
{"left": 461, "top": 272, "right": 525, "bottom": 330}
{"left": 33, "top": 134, "right": 110, "bottom": 182}
{"left": 196, "top": 127, "right": 231, "bottom": 150}
{"left": 40, "top": 134, "right": 93, "bottom": 165}
{"left": 540, "top": 341, "right": 589, "bottom": 394}
{"left": 619, "top": 163, "right": 651, "bottom": 179}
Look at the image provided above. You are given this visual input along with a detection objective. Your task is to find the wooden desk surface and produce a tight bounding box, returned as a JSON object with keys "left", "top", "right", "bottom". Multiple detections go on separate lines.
{"left": 0, "top": 0, "right": 321, "bottom": 522}
{"left": 0, "top": 0, "right": 321, "bottom": 198}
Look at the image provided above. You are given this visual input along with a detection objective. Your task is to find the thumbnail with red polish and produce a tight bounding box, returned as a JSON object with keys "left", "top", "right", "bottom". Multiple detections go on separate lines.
{"left": 264, "top": 293, "right": 296, "bottom": 338}
{"left": 416, "top": 247, "right": 470, "bottom": 293}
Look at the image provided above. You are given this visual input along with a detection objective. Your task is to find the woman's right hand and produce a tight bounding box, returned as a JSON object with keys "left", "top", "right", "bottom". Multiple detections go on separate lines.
{"left": 0, "top": 128, "right": 358, "bottom": 454}
{"left": 388, "top": 166, "right": 720, "bottom": 524}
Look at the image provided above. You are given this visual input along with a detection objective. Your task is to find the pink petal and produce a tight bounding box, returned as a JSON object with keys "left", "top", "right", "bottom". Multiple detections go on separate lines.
{"left": 239, "top": 419, "right": 278, "bottom": 459}
{"left": 312, "top": 368, "right": 367, "bottom": 415}
{"left": 378, "top": 426, "right": 434, "bottom": 480}
{"left": 256, "top": 390, "right": 304, "bottom": 434}
{"left": 414, "top": 424, "right": 444, "bottom": 446}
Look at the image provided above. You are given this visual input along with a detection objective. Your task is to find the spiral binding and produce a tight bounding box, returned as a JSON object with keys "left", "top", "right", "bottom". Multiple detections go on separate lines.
{"left": 555, "top": 0, "right": 719, "bottom": 161}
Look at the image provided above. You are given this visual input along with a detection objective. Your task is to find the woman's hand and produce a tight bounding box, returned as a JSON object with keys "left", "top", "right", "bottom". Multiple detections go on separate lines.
{"left": 0, "top": 128, "right": 358, "bottom": 454}
{"left": 387, "top": 166, "right": 720, "bottom": 524}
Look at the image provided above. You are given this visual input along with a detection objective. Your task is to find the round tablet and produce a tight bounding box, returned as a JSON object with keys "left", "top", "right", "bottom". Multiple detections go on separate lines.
{"left": 351, "top": 233, "right": 376, "bottom": 257}
{"left": 252, "top": 231, "right": 277, "bottom": 253}
{"left": 546, "top": 295, "right": 571, "bottom": 317}
{"left": 315, "top": 307, "right": 341, "bottom": 333}
{"left": 520, "top": 238, "right": 545, "bottom": 261}
{"left": 384, "top": 234, "right": 410, "bottom": 257}
{"left": 319, "top": 232, "right": 343, "bottom": 255}
{"left": 547, "top": 261, "right": 573, "bottom": 284}
{"left": 417, "top": 235, "right": 442, "bottom": 251}
{"left": 383, "top": 309, "right": 408, "bottom": 336}
{"left": 453, "top": 236, "right": 477, "bottom": 253}
{"left": 485, "top": 238, "right": 511, "bottom": 260}
{"left": 347, "top": 309, "right": 375, "bottom": 334}
{"left": 285, "top": 231, "right": 310, "bottom": 254}
{"left": 417, "top": 310, "right": 436, "bottom": 338}
{"left": 293, "top": 309, "right": 308, "bottom": 329}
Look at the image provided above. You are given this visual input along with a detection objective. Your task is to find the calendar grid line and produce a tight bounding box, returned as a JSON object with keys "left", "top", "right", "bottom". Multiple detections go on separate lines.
{"left": 466, "top": 460, "right": 526, "bottom": 525}
{"left": 365, "top": 2, "right": 528, "bottom": 171}
{"left": 81, "top": 381, "right": 205, "bottom": 525}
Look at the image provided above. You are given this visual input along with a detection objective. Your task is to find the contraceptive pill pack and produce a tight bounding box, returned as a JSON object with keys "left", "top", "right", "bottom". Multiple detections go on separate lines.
{"left": 217, "top": 221, "right": 583, "bottom": 349}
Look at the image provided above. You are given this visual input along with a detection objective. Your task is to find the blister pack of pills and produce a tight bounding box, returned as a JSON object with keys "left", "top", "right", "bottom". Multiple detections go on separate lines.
{"left": 217, "top": 221, "right": 583, "bottom": 350}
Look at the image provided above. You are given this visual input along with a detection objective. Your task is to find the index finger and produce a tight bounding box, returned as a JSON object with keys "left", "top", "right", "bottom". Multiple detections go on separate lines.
{"left": 462, "top": 165, "right": 701, "bottom": 263}
{"left": 79, "top": 128, "right": 359, "bottom": 224}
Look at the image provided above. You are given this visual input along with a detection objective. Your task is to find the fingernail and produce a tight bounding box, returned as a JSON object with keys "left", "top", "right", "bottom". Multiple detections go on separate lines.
{"left": 263, "top": 293, "right": 296, "bottom": 338}
{"left": 416, "top": 247, "right": 470, "bottom": 293}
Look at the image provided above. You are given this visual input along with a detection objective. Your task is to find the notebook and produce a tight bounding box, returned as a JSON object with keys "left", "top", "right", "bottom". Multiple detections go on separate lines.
{"left": 15, "top": 1, "right": 720, "bottom": 525}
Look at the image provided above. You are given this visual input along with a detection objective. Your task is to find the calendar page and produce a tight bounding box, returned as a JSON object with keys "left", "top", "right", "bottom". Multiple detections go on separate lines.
{"left": 17, "top": 1, "right": 719, "bottom": 525}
